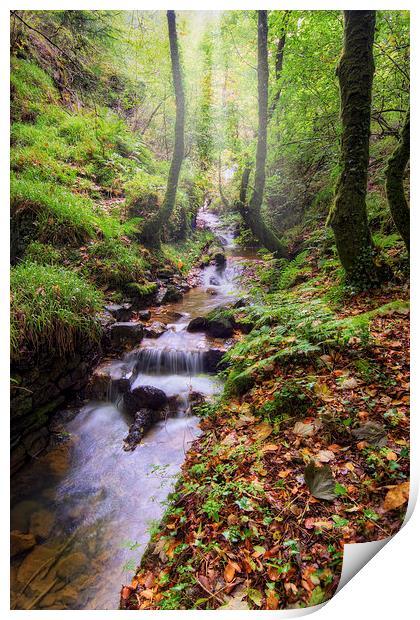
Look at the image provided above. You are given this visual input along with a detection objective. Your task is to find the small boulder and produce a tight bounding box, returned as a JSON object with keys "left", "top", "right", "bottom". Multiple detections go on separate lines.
{"left": 105, "top": 303, "right": 133, "bottom": 322}
{"left": 209, "top": 276, "right": 220, "bottom": 286}
{"left": 30, "top": 509, "right": 55, "bottom": 540}
{"left": 155, "top": 286, "right": 183, "bottom": 305}
{"left": 138, "top": 309, "right": 151, "bottom": 321}
{"left": 207, "top": 317, "right": 234, "bottom": 338}
{"left": 203, "top": 349, "right": 226, "bottom": 373}
{"left": 209, "top": 246, "right": 226, "bottom": 265}
{"left": 11, "top": 530, "right": 36, "bottom": 557}
{"left": 206, "top": 288, "right": 218, "bottom": 296}
{"left": 124, "top": 385, "right": 167, "bottom": 413}
{"left": 187, "top": 317, "right": 209, "bottom": 332}
{"left": 144, "top": 321, "right": 167, "bottom": 338}
{"left": 110, "top": 322, "right": 143, "bottom": 348}
{"left": 56, "top": 551, "right": 88, "bottom": 580}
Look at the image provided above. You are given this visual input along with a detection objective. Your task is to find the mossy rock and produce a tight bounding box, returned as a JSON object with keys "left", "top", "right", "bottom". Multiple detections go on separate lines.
{"left": 225, "top": 367, "right": 256, "bottom": 397}
{"left": 125, "top": 281, "right": 158, "bottom": 299}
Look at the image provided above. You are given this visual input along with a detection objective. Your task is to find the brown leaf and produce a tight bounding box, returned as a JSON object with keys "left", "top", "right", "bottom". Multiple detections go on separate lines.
{"left": 121, "top": 586, "right": 132, "bottom": 600}
{"left": 253, "top": 422, "right": 273, "bottom": 441}
{"left": 224, "top": 561, "right": 237, "bottom": 583}
{"left": 140, "top": 589, "right": 154, "bottom": 600}
{"left": 383, "top": 482, "right": 410, "bottom": 511}
{"left": 293, "top": 421, "right": 315, "bottom": 437}
{"left": 304, "top": 461, "right": 336, "bottom": 501}
{"left": 266, "top": 590, "right": 279, "bottom": 609}
{"left": 316, "top": 449, "right": 335, "bottom": 463}
{"left": 340, "top": 377, "right": 358, "bottom": 390}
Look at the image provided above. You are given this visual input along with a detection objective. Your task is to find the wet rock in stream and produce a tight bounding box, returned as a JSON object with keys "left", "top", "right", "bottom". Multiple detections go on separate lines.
{"left": 186, "top": 315, "right": 234, "bottom": 338}
{"left": 144, "top": 321, "right": 167, "bottom": 338}
{"left": 11, "top": 530, "right": 36, "bottom": 557}
{"left": 123, "top": 385, "right": 168, "bottom": 413}
{"left": 110, "top": 322, "right": 143, "bottom": 348}
{"left": 187, "top": 316, "right": 208, "bottom": 332}
{"left": 86, "top": 361, "right": 133, "bottom": 400}
{"left": 104, "top": 303, "right": 133, "bottom": 322}
{"left": 123, "top": 408, "right": 161, "bottom": 451}
{"left": 155, "top": 285, "right": 183, "bottom": 305}
{"left": 137, "top": 309, "right": 151, "bottom": 321}
{"left": 30, "top": 509, "right": 55, "bottom": 540}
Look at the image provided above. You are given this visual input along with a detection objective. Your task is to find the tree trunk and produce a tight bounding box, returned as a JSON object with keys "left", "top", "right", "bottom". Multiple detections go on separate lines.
{"left": 385, "top": 107, "right": 410, "bottom": 252}
{"left": 328, "top": 10, "right": 389, "bottom": 286}
{"left": 244, "top": 11, "right": 288, "bottom": 258}
{"left": 140, "top": 11, "right": 185, "bottom": 248}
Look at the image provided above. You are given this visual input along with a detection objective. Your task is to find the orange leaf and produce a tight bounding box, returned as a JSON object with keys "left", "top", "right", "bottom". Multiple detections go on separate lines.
{"left": 266, "top": 590, "right": 279, "bottom": 609}
{"left": 140, "top": 589, "right": 154, "bottom": 600}
{"left": 383, "top": 481, "right": 410, "bottom": 511}
{"left": 224, "top": 561, "right": 237, "bottom": 583}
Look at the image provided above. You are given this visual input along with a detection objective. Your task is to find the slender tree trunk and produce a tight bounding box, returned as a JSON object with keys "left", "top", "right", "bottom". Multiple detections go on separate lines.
{"left": 140, "top": 11, "right": 185, "bottom": 248}
{"left": 218, "top": 152, "right": 230, "bottom": 209}
{"left": 328, "top": 10, "right": 389, "bottom": 286}
{"left": 242, "top": 11, "right": 288, "bottom": 258}
{"left": 268, "top": 10, "right": 290, "bottom": 120}
{"left": 385, "top": 107, "right": 410, "bottom": 252}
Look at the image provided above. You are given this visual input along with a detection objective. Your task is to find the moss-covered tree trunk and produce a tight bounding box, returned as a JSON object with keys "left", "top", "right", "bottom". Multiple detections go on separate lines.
{"left": 385, "top": 107, "right": 410, "bottom": 252}
{"left": 244, "top": 11, "right": 288, "bottom": 258}
{"left": 328, "top": 11, "right": 387, "bottom": 286}
{"left": 140, "top": 11, "right": 185, "bottom": 248}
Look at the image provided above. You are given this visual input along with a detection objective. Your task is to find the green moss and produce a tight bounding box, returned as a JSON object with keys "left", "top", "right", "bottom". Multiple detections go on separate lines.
{"left": 125, "top": 281, "right": 158, "bottom": 298}
{"left": 225, "top": 367, "right": 256, "bottom": 397}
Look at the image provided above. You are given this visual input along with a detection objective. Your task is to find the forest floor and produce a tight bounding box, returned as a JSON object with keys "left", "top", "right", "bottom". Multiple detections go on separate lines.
{"left": 120, "top": 227, "right": 410, "bottom": 611}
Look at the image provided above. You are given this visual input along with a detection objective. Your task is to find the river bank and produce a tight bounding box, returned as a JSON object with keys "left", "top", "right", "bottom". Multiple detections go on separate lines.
{"left": 120, "top": 231, "right": 410, "bottom": 611}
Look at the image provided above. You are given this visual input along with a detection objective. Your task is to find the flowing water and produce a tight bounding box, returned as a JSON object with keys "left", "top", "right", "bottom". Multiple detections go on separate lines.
{"left": 10, "top": 209, "right": 257, "bottom": 610}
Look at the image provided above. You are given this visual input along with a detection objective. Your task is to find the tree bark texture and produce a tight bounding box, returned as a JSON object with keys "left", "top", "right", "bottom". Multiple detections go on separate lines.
{"left": 328, "top": 10, "right": 388, "bottom": 286}
{"left": 140, "top": 10, "right": 185, "bottom": 247}
{"left": 385, "top": 107, "right": 410, "bottom": 252}
{"left": 244, "top": 11, "right": 288, "bottom": 258}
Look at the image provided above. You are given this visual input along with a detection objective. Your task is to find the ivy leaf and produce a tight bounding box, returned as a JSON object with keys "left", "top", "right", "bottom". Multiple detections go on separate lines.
{"left": 247, "top": 588, "right": 263, "bottom": 607}
{"left": 307, "top": 585, "right": 325, "bottom": 606}
{"left": 304, "top": 460, "right": 336, "bottom": 501}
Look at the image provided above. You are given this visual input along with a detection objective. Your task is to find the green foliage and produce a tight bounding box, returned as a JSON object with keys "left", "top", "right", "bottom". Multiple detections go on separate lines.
{"left": 11, "top": 261, "right": 103, "bottom": 358}
{"left": 162, "top": 229, "right": 215, "bottom": 274}
{"left": 11, "top": 174, "right": 98, "bottom": 244}
{"left": 84, "top": 239, "right": 149, "bottom": 287}
{"left": 24, "top": 241, "right": 61, "bottom": 265}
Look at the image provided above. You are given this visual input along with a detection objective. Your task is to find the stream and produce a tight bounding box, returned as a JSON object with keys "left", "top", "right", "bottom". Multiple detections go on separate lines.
{"left": 10, "top": 209, "right": 257, "bottom": 610}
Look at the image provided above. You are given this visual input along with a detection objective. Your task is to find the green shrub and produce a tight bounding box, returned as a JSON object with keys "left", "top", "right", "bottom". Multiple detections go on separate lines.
{"left": 11, "top": 261, "right": 103, "bottom": 359}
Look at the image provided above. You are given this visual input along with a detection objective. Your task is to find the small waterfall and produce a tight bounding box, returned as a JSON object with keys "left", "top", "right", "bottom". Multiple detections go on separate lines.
{"left": 132, "top": 347, "right": 205, "bottom": 375}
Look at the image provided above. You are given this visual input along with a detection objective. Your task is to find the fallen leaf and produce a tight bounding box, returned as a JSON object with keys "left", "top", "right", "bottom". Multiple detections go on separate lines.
{"left": 383, "top": 481, "right": 410, "bottom": 511}
{"left": 224, "top": 561, "right": 237, "bottom": 583}
{"left": 293, "top": 421, "right": 315, "bottom": 437}
{"left": 340, "top": 377, "right": 358, "bottom": 390}
{"left": 304, "top": 461, "right": 336, "bottom": 501}
{"left": 140, "top": 589, "right": 154, "bottom": 600}
{"left": 352, "top": 422, "right": 387, "bottom": 447}
{"left": 220, "top": 585, "right": 249, "bottom": 610}
{"left": 266, "top": 590, "right": 279, "bottom": 609}
{"left": 247, "top": 588, "right": 263, "bottom": 607}
{"left": 316, "top": 449, "right": 335, "bottom": 463}
{"left": 253, "top": 422, "right": 273, "bottom": 441}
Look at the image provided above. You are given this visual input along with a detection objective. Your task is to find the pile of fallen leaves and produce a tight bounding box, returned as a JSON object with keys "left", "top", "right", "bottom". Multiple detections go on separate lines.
{"left": 120, "top": 252, "right": 409, "bottom": 611}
